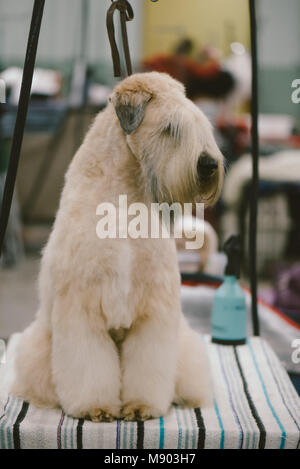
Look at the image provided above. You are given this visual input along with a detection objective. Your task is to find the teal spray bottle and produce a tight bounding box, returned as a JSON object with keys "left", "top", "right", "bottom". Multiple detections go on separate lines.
{"left": 211, "top": 235, "right": 247, "bottom": 345}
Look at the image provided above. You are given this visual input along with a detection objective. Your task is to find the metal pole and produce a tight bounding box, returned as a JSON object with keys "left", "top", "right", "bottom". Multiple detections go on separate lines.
{"left": 249, "top": 0, "right": 260, "bottom": 336}
{"left": 0, "top": 0, "right": 45, "bottom": 256}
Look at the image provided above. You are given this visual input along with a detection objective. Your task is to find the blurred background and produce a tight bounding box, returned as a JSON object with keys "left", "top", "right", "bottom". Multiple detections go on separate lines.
{"left": 0, "top": 0, "right": 299, "bottom": 380}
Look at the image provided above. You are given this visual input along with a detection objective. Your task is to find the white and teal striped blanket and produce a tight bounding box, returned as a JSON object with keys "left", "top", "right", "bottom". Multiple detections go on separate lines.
{"left": 0, "top": 334, "right": 299, "bottom": 449}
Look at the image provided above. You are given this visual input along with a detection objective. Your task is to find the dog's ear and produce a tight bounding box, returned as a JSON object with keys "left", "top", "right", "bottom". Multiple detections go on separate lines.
{"left": 109, "top": 90, "right": 152, "bottom": 135}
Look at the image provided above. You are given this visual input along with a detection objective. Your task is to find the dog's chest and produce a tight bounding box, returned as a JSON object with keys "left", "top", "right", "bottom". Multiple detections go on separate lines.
{"left": 102, "top": 280, "right": 135, "bottom": 331}
{"left": 100, "top": 239, "right": 177, "bottom": 331}
{"left": 100, "top": 242, "right": 136, "bottom": 330}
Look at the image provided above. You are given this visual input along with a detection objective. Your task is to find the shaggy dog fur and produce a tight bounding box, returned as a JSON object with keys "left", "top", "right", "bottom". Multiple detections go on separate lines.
{"left": 11, "top": 72, "right": 223, "bottom": 421}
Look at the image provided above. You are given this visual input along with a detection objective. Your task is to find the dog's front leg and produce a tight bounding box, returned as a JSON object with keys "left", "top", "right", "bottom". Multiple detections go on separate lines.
{"left": 121, "top": 312, "right": 179, "bottom": 420}
{"left": 51, "top": 293, "right": 121, "bottom": 421}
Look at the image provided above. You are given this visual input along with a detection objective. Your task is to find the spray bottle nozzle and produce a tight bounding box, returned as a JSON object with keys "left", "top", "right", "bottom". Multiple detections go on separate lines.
{"left": 224, "top": 235, "right": 241, "bottom": 278}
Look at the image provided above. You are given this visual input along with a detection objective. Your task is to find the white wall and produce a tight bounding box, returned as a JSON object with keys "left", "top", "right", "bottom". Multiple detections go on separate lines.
{"left": 256, "top": 0, "right": 300, "bottom": 116}
{"left": 0, "top": 0, "right": 143, "bottom": 64}
{"left": 257, "top": 0, "right": 300, "bottom": 68}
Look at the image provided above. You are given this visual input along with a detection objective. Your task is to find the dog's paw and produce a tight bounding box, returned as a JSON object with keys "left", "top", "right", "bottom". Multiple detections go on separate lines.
{"left": 173, "top": 391, "right": 213, "bottom": 410}
{"left": 121, "top": 402, "right": 163, "bottom": 421}
{"left": 85, "top": 406, "right": 121, "bottom": 422}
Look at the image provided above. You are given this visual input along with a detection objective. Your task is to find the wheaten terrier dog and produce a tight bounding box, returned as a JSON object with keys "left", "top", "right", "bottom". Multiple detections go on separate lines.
{"left": 11, "top": 72, "right": 223, "bottom": 421}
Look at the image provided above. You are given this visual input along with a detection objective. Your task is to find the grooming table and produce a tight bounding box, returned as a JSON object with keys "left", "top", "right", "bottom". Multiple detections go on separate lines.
{"left": 181, "top": 283, "right": 300, "bottom": 375}
{"left": 1, "top": 333, "right": 299, "bottom": 449}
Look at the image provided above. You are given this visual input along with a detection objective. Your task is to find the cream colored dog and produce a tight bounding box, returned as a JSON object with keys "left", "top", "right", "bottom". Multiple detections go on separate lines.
{"left": 11, "top": 72, "right": 223, "bottom": 421}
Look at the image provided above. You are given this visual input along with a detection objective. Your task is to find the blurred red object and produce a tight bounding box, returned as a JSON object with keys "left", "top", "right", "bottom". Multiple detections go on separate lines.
{"left": 143, "top": 54, "right": 234, "bottom": 100}
{"left": 144, "top": 54, "right": 220, "bottom": 79}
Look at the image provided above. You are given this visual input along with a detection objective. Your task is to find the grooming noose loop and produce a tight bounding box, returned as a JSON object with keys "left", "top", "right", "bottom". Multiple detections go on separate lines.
{"left": 106, "top": 0, "right": 134, "bottom": 78}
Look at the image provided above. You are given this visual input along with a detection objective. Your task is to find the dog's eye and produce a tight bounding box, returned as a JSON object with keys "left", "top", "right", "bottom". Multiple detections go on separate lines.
{"left": 161, "top": 124, "right": 180, "bottom": 142}
{"left": 162, "top": 124, "right": 173, "bottom": 136}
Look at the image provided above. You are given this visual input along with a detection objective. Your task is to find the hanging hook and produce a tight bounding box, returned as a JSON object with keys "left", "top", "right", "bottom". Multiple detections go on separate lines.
{"left": 106, "top": 0, "right": 134, "bottom": 78}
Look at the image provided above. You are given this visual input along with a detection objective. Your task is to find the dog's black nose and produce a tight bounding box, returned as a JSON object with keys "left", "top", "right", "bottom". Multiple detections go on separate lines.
{"left": 197, "top": 153, "right": 218, "bottom": 179}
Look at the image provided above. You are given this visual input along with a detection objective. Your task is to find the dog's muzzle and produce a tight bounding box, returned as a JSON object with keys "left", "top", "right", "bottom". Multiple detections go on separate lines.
{"left": 197, "top": 153, "right": 218, "bottom": 181}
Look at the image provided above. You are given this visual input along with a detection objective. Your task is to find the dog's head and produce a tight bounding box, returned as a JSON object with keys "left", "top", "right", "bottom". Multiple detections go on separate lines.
{"left": 109, "top": 72, "right": 223, "bottom": 206}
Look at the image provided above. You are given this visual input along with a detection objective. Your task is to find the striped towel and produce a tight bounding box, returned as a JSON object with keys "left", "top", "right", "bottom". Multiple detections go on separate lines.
{"left": 0, "top": 335, "right": 299, "bottom": 449}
